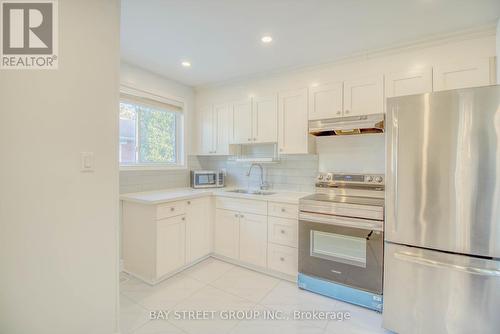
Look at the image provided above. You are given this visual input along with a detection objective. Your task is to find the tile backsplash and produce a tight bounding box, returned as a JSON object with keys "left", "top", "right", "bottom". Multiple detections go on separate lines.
{"left": 119, "top": 134, "right": 385, "bottom": 194}
{"left": 191, "top": 154, "right": 319, "bottom": 193}
{"left": 120, "top": 169, "right": 189, "bottom": 193}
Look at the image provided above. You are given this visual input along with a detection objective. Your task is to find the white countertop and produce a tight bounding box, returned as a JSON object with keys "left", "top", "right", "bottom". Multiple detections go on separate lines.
{"left": 120, "top": 187, "right": 310, "bottom": 205}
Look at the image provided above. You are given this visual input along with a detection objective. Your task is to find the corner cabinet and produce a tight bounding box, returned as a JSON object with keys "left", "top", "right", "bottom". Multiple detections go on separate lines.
{"left": 231, "top": 95, "right": 278, "bottom": 144}
{"left": 122, "top": 197, "right": 212, "bottom": 284}
{"left": 278, "top": 88, "right": 315, "bottom": 154}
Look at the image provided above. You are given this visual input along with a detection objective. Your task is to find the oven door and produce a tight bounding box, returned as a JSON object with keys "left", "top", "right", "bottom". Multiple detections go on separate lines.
{"left": 299, "top": 211, "right": 384, "bottom": 294}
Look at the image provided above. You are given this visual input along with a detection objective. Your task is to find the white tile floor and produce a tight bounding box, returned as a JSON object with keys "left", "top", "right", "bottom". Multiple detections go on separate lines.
{"left": 120, "top": 258, "right": 390, "bottom": 334}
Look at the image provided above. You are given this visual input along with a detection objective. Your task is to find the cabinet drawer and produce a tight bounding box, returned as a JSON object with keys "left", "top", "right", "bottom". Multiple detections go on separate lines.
{"left": 268, "top": 202, "right": 298, "bottom": 219}
{"left": 268, "top": 217, "right": 297, "bottom": 248}
{"left": 156, "top": 201, "right": 186, "bottom": 220}
{"left": 216, "top": 196, "right": 267, "bottom": 215}
{"left": 267, "top": 243, "right": 298, "bottom": 277}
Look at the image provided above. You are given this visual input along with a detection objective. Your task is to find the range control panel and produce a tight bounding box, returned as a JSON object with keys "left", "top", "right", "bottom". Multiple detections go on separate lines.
{"left": 316, "top": 173, "right": 384, "bottom": 186}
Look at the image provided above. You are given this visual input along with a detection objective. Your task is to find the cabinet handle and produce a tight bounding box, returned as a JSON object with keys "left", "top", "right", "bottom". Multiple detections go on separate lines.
{"left": 248, "top": 138, "right": 251, "bottom": 141}
{"left": 345, "top": 110, "right": 350, "bottom": 114}
{"left": 280, "top": 257, "right": 285, "bottom": 262}
{"left": 240, "top": 214, "right": 244, "bottom": 218}
{"left": 336, "top": 111, "right": 341, "bottom": 115}
{"left": 235, "top": 213, "right": 239, "bottom": 218}
{"left": 281, "top": 208, "right": 286, "bottom": 212}
{"left": 170, "top": 207, "right": 175, "bottom": 212}
{"left": 253, "top": 138, "right": 256, "bottom": 141}
{"left": 181, "top": 217, "right": 185, "bottom": 221}
{"left": 187, "top": 201, "right": 191, "bottom": 205}
{"left": 279, "top": 148, "right": 283, "bottom": 152}
{"left": 280, "top": 229, "right": 285, "bottom": 234}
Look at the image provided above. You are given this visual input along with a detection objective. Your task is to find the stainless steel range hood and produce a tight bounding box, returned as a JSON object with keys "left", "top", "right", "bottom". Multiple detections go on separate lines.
{"left": 308, "top": 114, "right": 384, "bottom": 136}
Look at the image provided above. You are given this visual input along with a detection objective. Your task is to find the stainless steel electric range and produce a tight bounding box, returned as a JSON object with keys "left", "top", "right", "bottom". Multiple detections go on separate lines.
{"left": 297, "top": 172, "right": 385, "bottom": 312}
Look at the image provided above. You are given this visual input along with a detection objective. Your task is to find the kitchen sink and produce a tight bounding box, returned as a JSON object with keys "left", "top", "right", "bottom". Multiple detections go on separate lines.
{"left": 227, "top": 189, "right": 276, "bottom": 195}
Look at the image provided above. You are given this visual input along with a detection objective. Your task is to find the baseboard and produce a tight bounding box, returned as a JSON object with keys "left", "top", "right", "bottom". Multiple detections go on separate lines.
{"left": 209, "top": 253, "right": 297, "bottom": 283}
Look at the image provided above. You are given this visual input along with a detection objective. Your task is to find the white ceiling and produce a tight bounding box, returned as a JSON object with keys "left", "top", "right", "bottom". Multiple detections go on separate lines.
{"left": 121, "top": 0, "right": 499, "bottom": 87}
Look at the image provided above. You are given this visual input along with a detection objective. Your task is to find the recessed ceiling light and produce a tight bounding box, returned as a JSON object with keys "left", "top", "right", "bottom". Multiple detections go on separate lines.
{"left": 181, "top": 61, "right": 191, "bottom": 67}
{"left": 261, "top": 35, "right": 273, "bottom": 43}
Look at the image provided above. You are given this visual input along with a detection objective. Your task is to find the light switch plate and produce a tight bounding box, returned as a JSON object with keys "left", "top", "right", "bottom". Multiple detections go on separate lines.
{"left": 81, "top": 152, "right": 94, "bottom": 172}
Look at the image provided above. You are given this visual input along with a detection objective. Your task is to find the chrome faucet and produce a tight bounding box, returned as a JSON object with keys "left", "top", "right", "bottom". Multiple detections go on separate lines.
{"left": 246, "top": 163, "right": 269, "bottom": 190}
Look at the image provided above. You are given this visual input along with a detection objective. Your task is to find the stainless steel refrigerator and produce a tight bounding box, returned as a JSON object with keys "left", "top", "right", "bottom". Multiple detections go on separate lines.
{"left": 383, "top": 85, "right": 500, "bottom": 334}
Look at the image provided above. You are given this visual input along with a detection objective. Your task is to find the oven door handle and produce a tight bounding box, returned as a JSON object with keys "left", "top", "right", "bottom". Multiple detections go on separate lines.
{"left": 299, "top": 212, "right": 383, "bottom": 231}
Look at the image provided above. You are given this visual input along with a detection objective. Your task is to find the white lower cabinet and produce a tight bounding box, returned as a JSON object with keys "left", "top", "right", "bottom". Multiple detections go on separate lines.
{"left": 122, "top": 197, "right": 212, "bottom": 284}
{"left": 214, "top": 209, "right": 240, "bottom": 259}
{"left": 157, "top": 215, "right": 186, "bottom": 278}
{"left": 239, "top": 213, "right": 268, "bottom": 267}
{"left": 186, "top": 197, "right": 211, "bottom": 263}
{"left": 267, "top": 243, "right": 298, "bottom": 277}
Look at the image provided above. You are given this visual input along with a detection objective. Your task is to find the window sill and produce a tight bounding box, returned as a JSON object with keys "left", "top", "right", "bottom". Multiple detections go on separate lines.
{"left": 120, "top": 165, "right": 188, "bottom": 172}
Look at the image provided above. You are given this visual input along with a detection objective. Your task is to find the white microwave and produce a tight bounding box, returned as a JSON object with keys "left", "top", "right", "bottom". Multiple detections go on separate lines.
{"left": 190, "top": 170, "right": 224, "bottom": 188}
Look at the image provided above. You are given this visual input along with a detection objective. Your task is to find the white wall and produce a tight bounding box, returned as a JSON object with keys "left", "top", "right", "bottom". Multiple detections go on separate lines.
{"left": 120, "top": 63, "right": 195, "bottom": 193}
{"left": 0, "top": 1, "right": 120, "bottom": 333}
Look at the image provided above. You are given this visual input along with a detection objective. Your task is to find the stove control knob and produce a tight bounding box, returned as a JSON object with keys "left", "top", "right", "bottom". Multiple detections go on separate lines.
{"left": 375, "top": 176, "right": 383, "bottom": 183}
{"left": 326, "top": 174, "right": 332, "bottom": 181}
{"left": 366, "top": 176, "right": 373, "bottom": 182}
{"left": 318, "top": 175, "right": 323, "bottom": 180}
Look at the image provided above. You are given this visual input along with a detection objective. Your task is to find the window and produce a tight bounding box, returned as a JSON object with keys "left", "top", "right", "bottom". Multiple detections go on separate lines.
{"left": 119, "top": 89, "right": 184, "bottom": 168}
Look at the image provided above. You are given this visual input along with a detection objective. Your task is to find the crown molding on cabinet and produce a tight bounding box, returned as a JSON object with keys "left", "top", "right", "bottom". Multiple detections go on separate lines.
{"left": 194, "top": 22, "right": 497, "bottom": 91}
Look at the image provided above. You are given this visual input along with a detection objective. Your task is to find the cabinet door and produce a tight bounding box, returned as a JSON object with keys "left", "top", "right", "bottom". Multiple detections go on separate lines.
{"left": 433, "top": 58, "right": 492, "bottom": 91}
{"left": 185, "top": 198, "right": 210, "bottom": 263}
{"left": 343, "top": 75, "right": 384, "bottom": 116}
{"left": 308, "top": 82, "right": 343, "bottom": 120}
{"left": 199, "top": 106, "right": 215, "bottom": 154}
{"left": 239, "top": 213, "right": 267, "bottom": 267}
{"left": 385, "top": 68, "right": 432, "bottom": 98}
{"left": 214, "top": 209, "right": 239, "bottom": 259}
{"left": 156, "top": 215, "right": 186, "bottom": 278}
{"left": 232, "top": 99, "right": 253, "bottom": 144}
{"left": 278, "top": 88, "right": 309, "bottom": 154}
{"left": 214, "top": 103, "right": 231, "bottom": 155}
{"left": 253, "top": 95, "right": 278, "bottom": 143}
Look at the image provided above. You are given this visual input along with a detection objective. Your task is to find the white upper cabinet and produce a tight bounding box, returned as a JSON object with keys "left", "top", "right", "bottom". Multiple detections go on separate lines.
{"left": 343, "top": 75, "right": 384, "bottom": 116}
{"left": 433, "top": 57, "right": 493, "bottom": 91}
{"left": 308, "top": 82, "right": 343, "bottom": 120}
{"left": 278, "top": 88, "right": 311, "bottom": 154}
{"left": 385, "top": 67, "right": 433, "bottom": 98}
{"left": 199, "top": 105, "right": 215, "bottom": 155}
{"left": 214, "top": 103, "right": 232, "bottom": 155}
{"left": 252, "top": 95, "right": 278, "bottom": 143}
{"left": 231, "top": 95, "right": 278, "bottom": 144}
{"left": 231, "top": 99, "right": 253, "bottom": 144}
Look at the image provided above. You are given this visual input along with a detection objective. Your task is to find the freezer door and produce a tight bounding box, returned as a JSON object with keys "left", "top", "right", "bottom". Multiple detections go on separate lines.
{"left": 386, "top": 85, "right": 500, "bottom": 258}
{"left": 383, "top": 243, "right": 500, "bottom": 334}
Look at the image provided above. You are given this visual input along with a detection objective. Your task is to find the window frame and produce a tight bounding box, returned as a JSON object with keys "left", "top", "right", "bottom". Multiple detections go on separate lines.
{"left": 119, "top": 84, "right": 186, "bottom": 171}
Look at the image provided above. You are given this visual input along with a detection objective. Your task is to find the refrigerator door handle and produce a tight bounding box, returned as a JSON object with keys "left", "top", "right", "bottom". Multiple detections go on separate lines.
{"left": 392, "top": 106, "right": 399, "bottom": 233}
{"left": 394, "top": 251, "right": 500, "bottom": 277}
